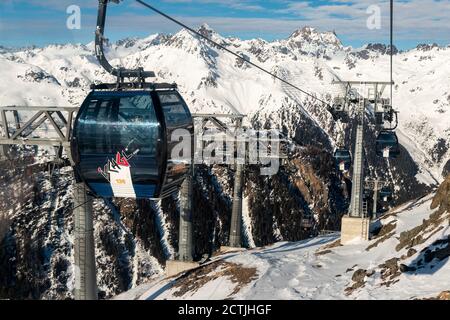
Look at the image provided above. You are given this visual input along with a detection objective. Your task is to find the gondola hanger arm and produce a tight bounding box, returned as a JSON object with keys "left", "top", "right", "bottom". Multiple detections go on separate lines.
{"left": 95, "top": 0, "right": 155, "bottom": 80}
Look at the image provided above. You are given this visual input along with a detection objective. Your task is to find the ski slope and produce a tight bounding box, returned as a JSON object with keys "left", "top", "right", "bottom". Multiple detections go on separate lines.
{"left": 115, "top": 193, "right": 450, "bottom": 300}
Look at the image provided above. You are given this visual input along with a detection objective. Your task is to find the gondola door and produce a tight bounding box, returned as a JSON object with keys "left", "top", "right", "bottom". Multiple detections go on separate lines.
{"left": 156, "top": 91, "right": 194, "bottom": 198}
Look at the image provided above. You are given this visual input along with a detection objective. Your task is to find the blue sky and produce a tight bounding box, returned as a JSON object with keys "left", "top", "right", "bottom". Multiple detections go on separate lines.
{"left": 1, "top": 0, "right": 449, "bottom": 49}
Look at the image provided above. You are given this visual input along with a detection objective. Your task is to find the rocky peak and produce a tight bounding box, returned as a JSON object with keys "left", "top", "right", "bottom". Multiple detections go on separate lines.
{"left": 197, "top": 23, "right": 216, "bottom": 39}
{"left": 165, "top": 28, "right": 199, "bottom": 51}
{"left": 416, "top": 43, "right": 439, "bottom": 51}
{"left": 115, "top": 37, "right": 138, "bottom": 49}
{"left": 288, "top": 26, "right": 342, "bottom": 47}
{"left": 167, "top": 23, "right": 223, "bottom": 50}
{"left": 163, "top": 24, "right": 221, "bottom": 70}
{"left": 290, "top": 26, "right": 317, "bottom": 38}
{"left": 114, "top": 34, "right": 168, "bottom": 51}
{"left": 365, "top": 43, "right": 399, "bottom": 55}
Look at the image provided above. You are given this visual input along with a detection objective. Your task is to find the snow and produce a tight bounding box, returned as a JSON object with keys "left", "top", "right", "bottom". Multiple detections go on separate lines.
{"left": 241, "top": 196, "right": 256, "bottom": 248}
{"left": 152, "top": 200, "right": 175, "bottom": 259}
{"left": 118, "top": 193, "right": 450, "bottom": 300}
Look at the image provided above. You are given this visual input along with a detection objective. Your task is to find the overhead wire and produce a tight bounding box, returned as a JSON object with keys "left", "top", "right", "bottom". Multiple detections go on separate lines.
{"left": 390, "top": 0, "right": 394, "bottom": 106}
{"left": 134, "top": 0, "right": 332, "bottom": 108}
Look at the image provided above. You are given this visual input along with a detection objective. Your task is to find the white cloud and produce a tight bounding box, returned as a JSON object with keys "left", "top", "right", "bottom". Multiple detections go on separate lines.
{"left": 277, "top": 0, "right": 450, "bottom": 42}
{"left": 162, "top": 0, "right": 265, "bottom": 11}
{"left": 1, "top": 0, "right": 449, "bottom": 47}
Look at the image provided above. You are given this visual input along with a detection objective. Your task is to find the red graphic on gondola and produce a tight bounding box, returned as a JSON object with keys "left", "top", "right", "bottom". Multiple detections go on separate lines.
{"left": 97, "top": 149, "right": 139, "bottom": 182}
{"left": 116, "top": 152, "right": 130, "bottom": 167}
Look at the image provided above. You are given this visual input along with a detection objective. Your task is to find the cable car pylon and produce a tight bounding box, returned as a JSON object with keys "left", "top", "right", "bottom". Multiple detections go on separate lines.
{"left": 365, "top": 178, "right": 390, "bottom": 219}
{"left": 331, "top": 80, "right": 395, "bottom": 245}
{"left": 178, "top": 165, "right": 194, "bottom": 262}
{"left": 73, "top": 182, "right": 97, "bottom": 300}
{"left": 229, "top": 158, "right": 244, "bottom": 248}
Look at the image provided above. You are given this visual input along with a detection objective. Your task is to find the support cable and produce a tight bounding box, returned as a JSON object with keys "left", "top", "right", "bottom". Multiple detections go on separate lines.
{"left": 390, "top": 0, "right": 394, "bottom": 105}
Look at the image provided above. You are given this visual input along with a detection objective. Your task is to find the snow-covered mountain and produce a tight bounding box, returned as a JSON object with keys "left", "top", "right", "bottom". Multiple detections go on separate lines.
{"left": 0, "top": 25, "right": 449, "bottom": 299}
{"left": 118, "top": 176, "right": 450, "bottom": 300}
{"left": 1, "top": 25, "right": 449, "bottom": 180}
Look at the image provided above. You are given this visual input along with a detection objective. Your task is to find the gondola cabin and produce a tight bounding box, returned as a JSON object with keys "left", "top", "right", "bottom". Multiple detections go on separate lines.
{"left": 334, "top": 148, "right": 352, "bottom": 172}
{"left": 379, "top": 186, "right": 393, "bottom": 202}
{"left": 376, "top": 130, "right": 400, "bottom": 158}
{"left": 375, "top": 111, "right": 384, "bottom": 125}
{"left": 348, "top": 90, "right": 359, "bottom": 103}
{"left": 301, "top": 214, "right": 314, "bottom": 229}
{"left": 71, "top": 86, "right": 194, "bottom": 199}
{"left": 363, "top": 188, "right": 372, "bottom": 201}
{"left": 329, "top": 98, "right": 348, "bottom": 122}
{"left": 375, "top": 104, "right": 394, "bottom": 125}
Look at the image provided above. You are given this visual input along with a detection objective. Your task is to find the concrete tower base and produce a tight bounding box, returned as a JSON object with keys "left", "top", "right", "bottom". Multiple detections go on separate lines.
{"left": 219, "top": 246, "right": 246, "bottom": 254}
{"left": 166, "top": 260, "right": 199, "bottom": 278}
{"left": 340, "top": 216, "right": 370, "bottom": 245}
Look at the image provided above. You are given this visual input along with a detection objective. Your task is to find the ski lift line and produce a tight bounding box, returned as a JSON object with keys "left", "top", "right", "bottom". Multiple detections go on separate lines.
{"left": 72, "top": 196, "right": 95, "bottom": 213}
{"left": 71, "top": 183, "right": 127, "bottom": 211}
{"left": 192, "top": 113, "right": 245, "bottom": 119}
{"left": 134, "top": 0, "right": 332, "bottom": 108}
{"left": 390, "top": 0, "right": 394, "bottom": 106}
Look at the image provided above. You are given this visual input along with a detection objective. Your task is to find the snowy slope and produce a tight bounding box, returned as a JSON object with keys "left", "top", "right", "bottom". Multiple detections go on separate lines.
{"left": 115, "top": 190, "right": 450, "bottom": 300}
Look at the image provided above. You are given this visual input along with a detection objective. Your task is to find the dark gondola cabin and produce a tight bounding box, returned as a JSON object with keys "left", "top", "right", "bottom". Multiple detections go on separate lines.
{"left": 375, "top": 104, "right": 394, "bottom": 125}
{"left": 375, "top": 111, "right": 384, "bottom": 125}
{"left": 334, "top": 148, "right": 352, "bottom": 172}
{"left": 329, "top": 98, "right": 348, "bottom": 122}
{"left": 301, "top": 213, "right": 314, "bottom": 229}
{"left": 363, "top": 188, "right": 372, "bottom": 202}
{"left": 379, "top": 186, "right": 393, "bottom": 202}
{"left": 71, "top": 87, "right": 194, "bottom": 199}
{"left": 376, "top": 130, "right": 400, "bottom": 158}
{"left": 348, "top": 90, "right": 359, "bottom": 103}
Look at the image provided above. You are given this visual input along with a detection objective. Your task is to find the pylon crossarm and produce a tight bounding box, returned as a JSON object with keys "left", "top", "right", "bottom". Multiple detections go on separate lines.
{"left": 0, "top": 106, "right": 78, "bottom": 146}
